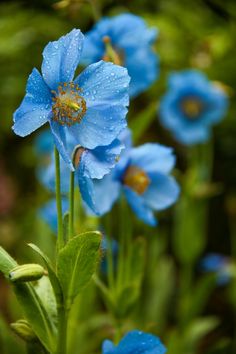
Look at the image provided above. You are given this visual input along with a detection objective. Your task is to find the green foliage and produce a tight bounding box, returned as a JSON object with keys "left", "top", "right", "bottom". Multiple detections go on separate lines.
{"left": 57, "top": 231, "right": 102, "bottom": 309}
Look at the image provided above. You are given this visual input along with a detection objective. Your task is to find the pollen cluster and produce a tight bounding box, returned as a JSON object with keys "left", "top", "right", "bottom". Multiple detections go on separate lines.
{"left": 181, "top": 97, "right": 203, "bottom": 119}
{"left": 51, "top": 82, "right": 86, "bottom": 127}
{"left": 123, "top": 165, "right": 150, "bottom": 195}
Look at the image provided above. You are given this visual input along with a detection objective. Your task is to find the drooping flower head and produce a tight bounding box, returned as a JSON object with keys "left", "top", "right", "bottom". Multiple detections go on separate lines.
{"left": 82, "top": 14, "right": 158, "bottom": 97}
{"left": 37, "top": 129, "right": 124, "bottom": 212}
{"left": 102, "top": 330, "right": 166, "bottom": 354}
{"left": 39, "top": 198, "right": 69, "bottom": 234}
{"left": 159, "top": 70, "right": 228, "bottom": 145}
{"left": 85, "top": 130, "right": 180, "bottom": 226}
{"left": 201, "top": 253, "right": 233, "bottom": 286}
{"left": 13, "top": 29, "right": 130, "bottom": 169}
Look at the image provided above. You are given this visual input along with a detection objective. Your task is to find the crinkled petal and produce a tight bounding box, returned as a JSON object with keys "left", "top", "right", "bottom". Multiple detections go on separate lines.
{"left": 129, "top": 143, "right": 176, "bottom": 174}
{"left": 50, "top": 120, "right": 74, "bottom": 170}
{"left": 75, "top": 60, "right": 130, "bottom": 108}
{"left": 144, "top": 173, "right": 180, "bottom": 211}
{"left": 42, "top": 29, "right": 84, "bottom": 90}
{"left": 13, "top": 68, "right": 51, "bottom": 137}
{"left": 124, "top": 186, "right": 157, "bottom": 226}
{"left": 83, "top": 173, "right": 121, "bottom": 216}
{"left": 80, "top": 139, "right": 124, "bottom": 179}
{"left": 69, "top": 105, "right": 127, "bottom": 149}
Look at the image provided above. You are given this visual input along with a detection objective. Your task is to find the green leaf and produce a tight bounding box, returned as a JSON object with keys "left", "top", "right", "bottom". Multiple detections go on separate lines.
{"left": 0, "top": 246, "right": 56, "bottom": 352}
{"left": 28, "top": 243, "right": 63, "bottom": 306}
{"left": 57, "top": 231, "right": 101, "bottom": 309}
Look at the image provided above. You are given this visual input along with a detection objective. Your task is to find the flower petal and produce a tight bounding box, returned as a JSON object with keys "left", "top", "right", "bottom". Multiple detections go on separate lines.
{"left": 39, "top": 198, "right": 69, "bottom": 234}
{"left": 124, "top": 186, "right": 157, "bottom": 226}
{"left": 69, "top": 105, "right": 127, "bottom": 149}
{"left": 114, "top": 330, "right": 167, "bottom": 354}
{"left": 80, "top": 139, "right": 124, "bottom": 179}
{"left": 75, "top": 60, "right": 130, "bottom": 108}
{"left": 42, "top": 29, "right": 84, "bottom": 90}
{"left": 144, "top": 173, "right": 180, "bottom": 211}
{"left": 13, "top": 68, "right": 51, "bottom": 137}
{"left": 102, "top": 340, "right": 116, "bottom": 354}
{"left": 128, "top": 143, "right": 176, "bottom": 175}
{"left": 83, "top": 173, "right": 121, "bottom": 215}
{"left": 50, "top": 119, "right": 74, "bottom": 170}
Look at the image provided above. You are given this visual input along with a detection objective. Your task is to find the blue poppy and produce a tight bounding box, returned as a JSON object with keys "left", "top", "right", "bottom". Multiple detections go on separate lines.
{"left": 13, "top": 29, "right": 130, "bottom": 170}
{"left": 85, "top": 134, "right": 180, "bottom": 226}
{"left": 159, "top": 70, "right": 228, "bottom": 145}
{"left": 38, "top": 130, "right": 124, "bottom": 212}
{"left": 201, "top": 253, "right": 231, "bottom": 286}
{"left": 102, "top": 330, "right": 166, "bottom": 354}
{"left": 39, "top": 198, "right": 69, "bottom": 234}
{"left": 82, "top": 13, "right": 158, "bottom": 97}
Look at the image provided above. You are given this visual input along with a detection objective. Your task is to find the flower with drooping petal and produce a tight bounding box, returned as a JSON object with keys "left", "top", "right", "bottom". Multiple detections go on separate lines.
{"left": 13, "top": 29, "right": 130, "bottom": 170}
{"left": 159, "top": 70, "right": 228, "bottom": 145}
{"left": 85, "top": 131, "right": 180, "bottom": 226}
{"left": 82, "top": 13, "right": 158, "bottom": 97}
{"left": 201, "top": 253, "right": 232, "bottom": 286}
{"left": 39, "top": 198, "right": 69, "bottom": 233}
{"left": 38, "top": 130, "right": 124, "bottom": 212}
{"left": 102, "top": 330, "right": 166, "bottom": 354}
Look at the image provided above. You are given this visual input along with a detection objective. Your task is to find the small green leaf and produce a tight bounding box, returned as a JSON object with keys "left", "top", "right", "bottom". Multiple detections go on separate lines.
{"left": 57, "top": 231, "right": 101, "bottom": 309}
{"left": 28, "top": 243, "right": 63, "bottom": 306}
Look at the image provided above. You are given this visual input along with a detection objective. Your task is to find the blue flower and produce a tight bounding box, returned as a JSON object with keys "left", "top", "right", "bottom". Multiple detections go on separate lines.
{"left": 39, "top": 198, "right": 69, "bottom": 233}
{"left": 34, "top": 129, "right": 54, "bottom": 156}
{"left": 159, "top": 70, "right": 228, "bottom": 145}
{"left": 82, "top": 14, "right": 158, "bottom": 97}
{"left": 201, "top": 253, "right": 232, "bottom": 286}
{"left": 13, "top": 29, "right": 130, "bottom": 170}
{"left": 85, "top": 133, "right": 180, "bottom": 226}
{"left": 38, "top": 130, "right": 124, "bottom": 212}
{"left": 102, "top": 330, "right": 166, "bottom": 354}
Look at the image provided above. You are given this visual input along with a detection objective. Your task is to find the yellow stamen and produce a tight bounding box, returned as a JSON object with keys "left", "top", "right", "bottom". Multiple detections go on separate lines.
{"left": 123, "top": 165, "right": 150, "bottom": 195}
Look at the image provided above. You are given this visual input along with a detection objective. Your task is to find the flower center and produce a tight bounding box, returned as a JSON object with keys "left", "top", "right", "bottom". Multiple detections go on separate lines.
{"left": 51, "top": 82, "right": 86, "bottom": 127}
{"left": 102, "top": 36, "right": 124, "bottom": 66}
{"left": 181, "top": 97, "right": 203, "bottom": 119}
{"left": 123, "top": 165, "right": 150, "bottom": 195}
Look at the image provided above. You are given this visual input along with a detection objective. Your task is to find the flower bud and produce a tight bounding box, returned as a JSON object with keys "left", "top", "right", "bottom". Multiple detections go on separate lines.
{"left": 9, "top": 264, "right": 45, "bottom": 282}
{"left": 10, "top": 320, "right": 37, "bottom": 342}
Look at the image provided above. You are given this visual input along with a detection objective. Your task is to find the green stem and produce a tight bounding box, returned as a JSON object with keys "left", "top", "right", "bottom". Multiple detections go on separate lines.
{"left": 56, "top": 306, "right": 68, "bottom": 354}
{"left": 54, "top": 147, "right": 64, "bottom": 252}
{"left": 68, "top": 171, "right": 75, "bottom": 240}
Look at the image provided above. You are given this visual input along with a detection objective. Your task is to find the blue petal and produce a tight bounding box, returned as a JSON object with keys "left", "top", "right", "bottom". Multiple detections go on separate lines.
{"left": 125, "top": 47, "right": 158, "bottom": 97}
{"left": 50, "top": 120, "right": 74, "bottom": 170}
{"left": 128, "top": 143, "right": 176, "bottom": 175}
{"left": 80, "top": 139, "right": 124, "bottom": 179}
{"left": 168, "top": 70, "right": 209, "bottom": 89}
{"left": 144, "top": 173, "right": 180, "bottom": 211}
{"left": 124, "top": 186, "right": 157, "bottom": 226}
{"left": 13, "top": 68, "right": 51, "bottom": 137}
{"left": 83, "top": 173, "right": 121, "bottom": 215}
{"left": 34, "top": 129, "right": 54, "bottom": 156}
{"left": 39, "top": 198, "right": 69, "bottom": 234}
{"left": 107, "top": 330, "right": 167, "bottom": 354}
{"left": 42, "top": 29, "right": 84, "bottom": 90}
{"left": 173, "top": 121, "right": 210, "bottom": 145}
{"left": 69, "top": 104, "right": 128, "bottom": 150}
{"left": 102, "top": 340, "right": 116, "bottom": 354}
{"left": 75, "top": 60, "right": 130, "bottom": 108}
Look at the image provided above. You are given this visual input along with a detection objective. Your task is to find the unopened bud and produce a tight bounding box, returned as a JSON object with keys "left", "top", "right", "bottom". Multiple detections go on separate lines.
{"left": 9, "top": 264, "right": 46, "bottom": 282}
{"left": 10, "top": 320, "right": 37, "bottom": 342}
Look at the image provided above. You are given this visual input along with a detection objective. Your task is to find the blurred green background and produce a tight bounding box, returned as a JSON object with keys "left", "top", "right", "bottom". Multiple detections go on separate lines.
{"left": 0, "top": 0, "right": 236, "bottom": 353}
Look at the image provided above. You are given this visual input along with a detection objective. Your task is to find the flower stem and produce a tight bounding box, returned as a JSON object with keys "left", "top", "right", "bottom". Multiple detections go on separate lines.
{"left": 69, "top": 171, "right": 75, "bottom": 240}
{"left": 56, "top": 305, "right": 68, "bottom": 354}
{"left": 54, "top": 147, "right": 64, "bottom": 251}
